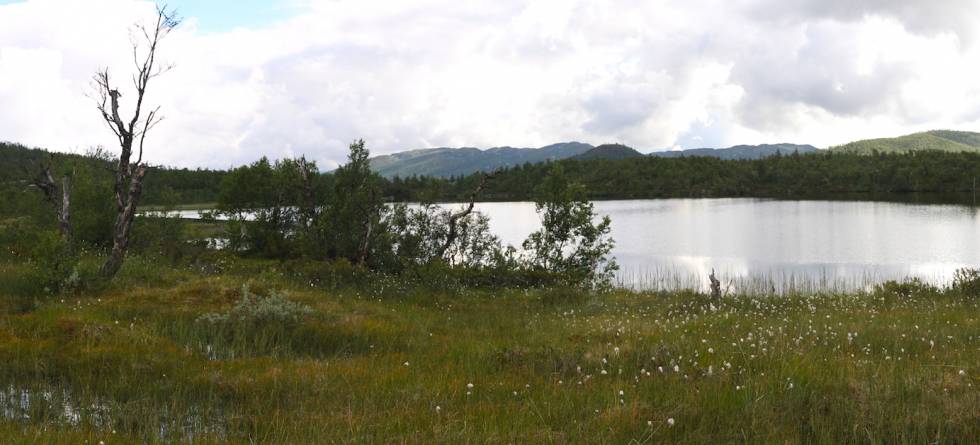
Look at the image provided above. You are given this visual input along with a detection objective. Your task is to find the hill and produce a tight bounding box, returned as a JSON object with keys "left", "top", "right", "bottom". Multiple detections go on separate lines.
{"left": 369, "top": 142, "right": 594, "bottom": 178}
{"left": 650, "top": 143, "right": 818, "bottom": 160}
{"left": 572, "top": 144, "right": 644, "bottom": 161}
{"left": 830, "top": 130, "right": 980, "bottom": 154}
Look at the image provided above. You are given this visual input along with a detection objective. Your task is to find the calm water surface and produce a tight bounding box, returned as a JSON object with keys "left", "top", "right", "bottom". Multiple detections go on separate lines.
{"left": 174, "top": 198, "right": 980, "bottom": 292}
{"left": 465, "top": 198, "right": 980, "bottom": 292}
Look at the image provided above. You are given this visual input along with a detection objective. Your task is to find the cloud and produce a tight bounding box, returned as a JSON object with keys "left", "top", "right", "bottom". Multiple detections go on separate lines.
{"left": 1, "top": 0, "right": 980, "bottom": 168}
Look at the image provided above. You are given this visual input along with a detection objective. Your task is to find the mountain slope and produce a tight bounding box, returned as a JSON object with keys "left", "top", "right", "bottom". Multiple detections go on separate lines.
{"left": 573, "top": 144, "right": 644, "bottom": 161}
{"left": 650, "top": 143, "right": 818, "bottom": 160}
{"left": 369, "top": 142, "right": 594, "bottom": 178}
{"left": 830, "top": 130, "right": 980, "bottom": 154}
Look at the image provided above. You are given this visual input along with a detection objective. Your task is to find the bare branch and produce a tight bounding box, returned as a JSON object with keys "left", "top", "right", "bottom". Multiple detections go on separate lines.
{"left": 94, "top": 4, "right": 180, "bottom": 280}
{"left": 434, "top": 171, "right": 497, "bottom": 261}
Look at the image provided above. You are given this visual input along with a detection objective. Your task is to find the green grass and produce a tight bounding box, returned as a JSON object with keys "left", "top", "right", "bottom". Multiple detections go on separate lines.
{"left": 0, "top": 256, "right": 977, "bottom": 443}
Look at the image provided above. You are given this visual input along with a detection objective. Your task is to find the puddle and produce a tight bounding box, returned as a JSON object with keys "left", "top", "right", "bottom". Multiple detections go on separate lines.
{"left": 0, "top": 384, "right": 228, "bottom": 442}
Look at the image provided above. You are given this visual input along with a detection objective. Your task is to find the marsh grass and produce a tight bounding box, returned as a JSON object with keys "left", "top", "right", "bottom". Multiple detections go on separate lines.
{"left": 0, "top": 255, "right": 977, "bottom": 443}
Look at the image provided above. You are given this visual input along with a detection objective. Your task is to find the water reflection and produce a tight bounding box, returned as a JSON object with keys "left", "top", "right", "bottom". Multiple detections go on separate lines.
{"left": 165, "top": 198, "right": 980, "bottom": 292}
{"left": 470, "top": 198, "right": 980, "bottom": 291}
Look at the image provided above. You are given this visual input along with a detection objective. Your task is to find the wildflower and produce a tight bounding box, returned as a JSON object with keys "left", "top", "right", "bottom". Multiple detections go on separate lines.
{"left": 959, "top": 370, "right": 967, "bottom": 376}
{"left": 601, "top": 369, "right": 608, "bottom": 375}
{"left": 467, "top": 383, "right": 474, "bottom": 389}
{"left": 667, "top": 418, "right": 675, "bottom": 427}
{"left": 403, "top": 361, "right": 410, "bottom": 366}
{"left": 435, "top": 405, "right": 441, "bottom": 412}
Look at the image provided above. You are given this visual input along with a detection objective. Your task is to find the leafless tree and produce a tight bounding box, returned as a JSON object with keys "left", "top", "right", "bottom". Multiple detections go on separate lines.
{"left": 29, "top": 156, "right": 72, "bottom": 244}
{"left": 93, "top": 5, "right": 180, "bottom": 279}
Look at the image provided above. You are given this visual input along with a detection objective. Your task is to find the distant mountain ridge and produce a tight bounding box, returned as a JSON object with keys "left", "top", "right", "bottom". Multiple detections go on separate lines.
{"left": 830, "top": 130, "right": 980, "bottom": 154}
{"left": 650, "top": 143, "right": 818, "bottom": 160}
{"left": 369, "top": 142, "right": 594, "bottom": 178}
{"left": 366, "top": 129, "right": 980, "bottom": 178}
{"left": 371, "top": 142, "right": 822, "bottom": 177}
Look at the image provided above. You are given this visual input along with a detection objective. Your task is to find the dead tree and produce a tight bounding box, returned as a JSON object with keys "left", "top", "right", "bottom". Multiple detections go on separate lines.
{"left": 29, "top": 158, "right": 72, "bottom": 243}
{"left": 708, "top": 268, "right": 721, "bottom": 299}
{"left": 433, "top": 171, "right": 496, "bottom": 263}
{"left": 93, "top": 6, "right": 179, "bottom": 279}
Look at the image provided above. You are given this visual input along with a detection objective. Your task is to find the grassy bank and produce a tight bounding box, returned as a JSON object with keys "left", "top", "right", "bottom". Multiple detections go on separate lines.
{"left": 0, "top": 256, "right": 977, "bottom": 444}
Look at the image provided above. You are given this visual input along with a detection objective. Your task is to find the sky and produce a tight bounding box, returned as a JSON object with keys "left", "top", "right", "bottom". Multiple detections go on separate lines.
{"left": 2, "top": 0, "right": 980, "bottom": 169}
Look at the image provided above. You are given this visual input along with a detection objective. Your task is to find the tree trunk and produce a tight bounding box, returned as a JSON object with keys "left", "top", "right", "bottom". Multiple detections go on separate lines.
{"left": 100, "top": 165, "right": 147, "bottom": 279}
{"left": 58, "top": 175, "right": 72, "bottom": 239}
{"left": 357, "top": 218, "right": 373, "bottom": 266}
{"left": 31, "top": 164, "right": 73, "bottom": 244}
{"left": 708, "top": 268, "right": 721, "bottom": 299}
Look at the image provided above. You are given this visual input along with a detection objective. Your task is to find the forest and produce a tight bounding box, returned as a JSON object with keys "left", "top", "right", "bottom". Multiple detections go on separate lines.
{"left": 5, "top": 141, "right": 980, "bottom": 208}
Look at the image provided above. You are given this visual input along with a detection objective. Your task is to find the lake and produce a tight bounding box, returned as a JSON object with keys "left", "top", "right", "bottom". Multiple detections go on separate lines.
{"left": 170, "top": 198, "right": 980, "bottom": 293}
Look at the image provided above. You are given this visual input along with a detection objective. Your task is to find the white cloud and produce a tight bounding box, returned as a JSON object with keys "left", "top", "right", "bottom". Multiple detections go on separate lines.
{"left": 1, "top": 0, "right": 980, "bottom": 168}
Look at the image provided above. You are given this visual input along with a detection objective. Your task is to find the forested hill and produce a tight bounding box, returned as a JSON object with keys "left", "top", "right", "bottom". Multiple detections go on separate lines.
{"left": 0, "top": 142, "right": 226, "bottom": 205}
{"left": 651, "top": 143, "right": 818, "bottom": 160}
{"left": 385, "top": 150, "right": 980, "bottom": 203}
{"left": 370, "top": 142, "right": 821, "bottom": 177}
{"left": 573, "top": 144, "right": 644, "bottom": 160}
{"left": 830, "top": 130, "right": 980, "bottom": 154}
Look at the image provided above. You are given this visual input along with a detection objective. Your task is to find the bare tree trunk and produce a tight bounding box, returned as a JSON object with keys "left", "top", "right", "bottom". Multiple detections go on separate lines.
{"left": 31, "top": 163, "right": 73, "bottom": 244}
{"left": 92, "top": 6, "right": 179, "bottom": 280}
{"left": 100, "top": 165, "right": 147, "bottom": 278}
{"left": 59, "top": 175, "right": 71, "bottom": 238}
{"left": 433, "top": 172, "right": 495, "bottom": 263}
{"left": 357, "top": 218, "right": 373, "bottom": 266}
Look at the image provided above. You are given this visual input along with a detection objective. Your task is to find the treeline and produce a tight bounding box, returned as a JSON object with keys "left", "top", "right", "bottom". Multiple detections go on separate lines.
{"left": 7, "top": 143, "right": 980, "bottom": 208}
{"left": 385, "top": 150, "right": 980, "bottom": 202}
{"left": 1, "top": 142, "right": 226, "bottom": 206}
{"left": 211, "top": 141, "right": 617, "bottom": 287}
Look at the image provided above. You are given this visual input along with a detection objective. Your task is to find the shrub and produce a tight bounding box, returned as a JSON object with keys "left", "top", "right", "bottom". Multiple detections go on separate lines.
{"left": 27, "top": 230, "right": 78, "bottom": 294}
{"left": 950, "top": 268, "right": 980, "bottom": 298}
{"left": 194, "top": 285, "right": 316, "bottom": 358}
{"left": 523, "top": 164, "right": 618, "bottom": 289}
{"left": 874, "top": 278, "right": 938, "bottom": 300}
{"left": 198, "top": 285, "right": 313, "bottom": 327}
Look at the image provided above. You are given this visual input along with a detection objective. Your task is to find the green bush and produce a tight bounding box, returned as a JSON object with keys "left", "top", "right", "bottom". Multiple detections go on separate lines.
{"left": 27, "top": 230, "right": 77, "bottom": 294}
{"left": 198, "top": 285, "right": 313, "bottom": 326}
{"left": 194, "top": 285, "right": 315, "bottom": 358}
{"left": 874, "top": 278, "right": 938, "bottom": 299}
{"left": 950, "top": 268, "right": 980, "bottom": 298}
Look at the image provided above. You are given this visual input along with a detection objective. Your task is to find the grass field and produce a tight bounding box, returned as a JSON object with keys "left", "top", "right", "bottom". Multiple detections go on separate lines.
{"left": 0, "top": 256, "right": 977, "bottom": 444}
